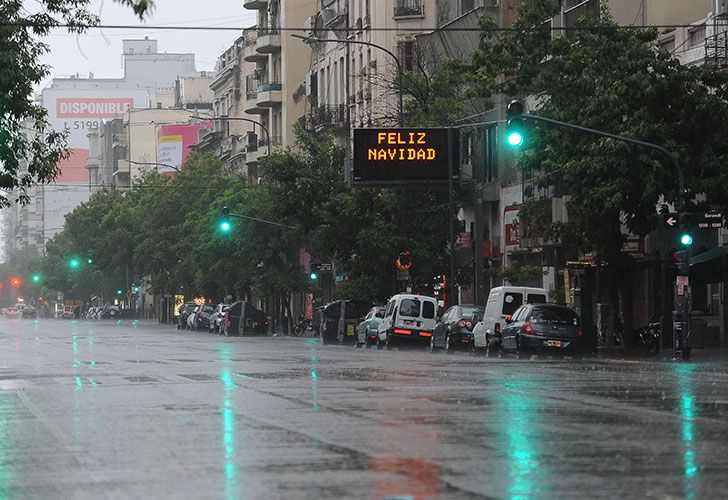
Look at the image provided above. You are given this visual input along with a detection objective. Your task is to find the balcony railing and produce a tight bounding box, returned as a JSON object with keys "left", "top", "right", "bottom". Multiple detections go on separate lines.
{"left": 258, "top": 82, "right": 282, "bottom": 92}
{"left": 311, "top": 104, "right": 348, "bottom": 129}
{"left": 394, "top": 0, "right": 424, "bottom": 18}
{"left": 257, "top": 27, "right": 279, "bottom": 37}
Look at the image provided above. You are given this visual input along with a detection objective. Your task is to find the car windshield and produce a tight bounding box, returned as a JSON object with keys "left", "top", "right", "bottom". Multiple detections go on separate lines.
{"left": 531, "top": 307, "right": 579, "bottom": 325}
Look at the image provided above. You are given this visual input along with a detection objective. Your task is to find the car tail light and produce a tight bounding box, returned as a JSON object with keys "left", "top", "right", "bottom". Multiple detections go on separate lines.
{"left": 494, "top": 323, "right": 501, "bottom": 335}
{"left": 419, "top": 332, "right": 433, "bottom": 337}
{"left": 522, "top": 322, "right": 535, "bottom": 335}
{"left": 456, "top": 319, "right": 473, "bottom": 330}
{"left": 575, "top": 327, "right": 582, "bottom": 338}
{"left": 393, "top": 329, "right": 412, "bottom": 335}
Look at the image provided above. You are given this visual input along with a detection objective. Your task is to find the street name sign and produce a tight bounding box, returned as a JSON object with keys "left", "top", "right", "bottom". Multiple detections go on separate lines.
{"left": 697, "top": 211, "right": 723, "bottom": 229}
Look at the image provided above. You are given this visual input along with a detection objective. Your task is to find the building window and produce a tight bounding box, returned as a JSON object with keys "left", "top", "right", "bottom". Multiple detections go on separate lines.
{"left": 688, "top": 25, "right": 706, "bottom": 49}
{"left": 394, "top": 0, "right": 424, "bottom": 18}
{"left": 459, "top": 0, "right": 475, "bottom": 15}
{"left": 400, "top": 41, "right": 415, "bottom": 72}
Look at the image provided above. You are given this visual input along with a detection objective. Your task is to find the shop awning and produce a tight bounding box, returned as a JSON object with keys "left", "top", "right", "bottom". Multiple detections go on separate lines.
{"left": 690, "top": 246, "right": 728, "bottom": 284}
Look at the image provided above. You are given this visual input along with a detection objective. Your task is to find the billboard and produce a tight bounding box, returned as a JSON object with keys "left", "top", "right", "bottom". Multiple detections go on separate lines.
{"left": 352, "top": 128, "right": 460, "bottom": 185}
{"left": 157, "top": 122, "right": 213, "bottom": 173}
{"left": 42, "top": 88, "right": 149, "bottom": 183}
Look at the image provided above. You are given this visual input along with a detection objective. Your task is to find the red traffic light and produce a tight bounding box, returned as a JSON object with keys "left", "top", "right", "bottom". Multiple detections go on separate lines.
{"left": 9, "top": 277, "right": 21, "bottom": 288}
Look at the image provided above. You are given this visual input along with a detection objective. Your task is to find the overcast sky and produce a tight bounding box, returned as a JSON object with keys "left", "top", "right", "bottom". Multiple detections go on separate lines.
{"left": 37, "top": 0, "right": 257, "bottom": 89}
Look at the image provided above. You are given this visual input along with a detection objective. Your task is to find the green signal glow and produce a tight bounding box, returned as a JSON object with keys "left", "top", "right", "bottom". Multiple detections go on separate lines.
{"left": 69, "top": 259, "right": 80, "bottom": 269}
{"left": 31, "top": 274, "right": 41, "bottom": 283}
{"left": 680, "top": 233, "right": 693, "bottom": 246}
{"left": 219, "top": 220, "right": 232, "bottom": 233}
{"left": 507, "top": 131, "right": 524, "bottom": 147}
{"left": 309, "top": 272, "right": 318, "bottom": 281}
{"left": 116, "top": 289, "right": 123, "bottom": 295}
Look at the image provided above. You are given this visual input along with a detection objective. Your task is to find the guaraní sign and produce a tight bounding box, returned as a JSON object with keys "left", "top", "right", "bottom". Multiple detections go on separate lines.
{"left": 353, "top": 128, "right": 459, "bottom": 185}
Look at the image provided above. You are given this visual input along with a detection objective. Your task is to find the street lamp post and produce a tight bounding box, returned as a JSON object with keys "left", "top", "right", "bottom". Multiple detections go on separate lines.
{"left": 292, "top": 34, "right": 404, "bottom": 127}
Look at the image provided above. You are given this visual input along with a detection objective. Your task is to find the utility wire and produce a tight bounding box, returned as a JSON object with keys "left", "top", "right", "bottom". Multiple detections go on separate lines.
{"left": 0, "top": 22, "right": 711, "bottom": 32}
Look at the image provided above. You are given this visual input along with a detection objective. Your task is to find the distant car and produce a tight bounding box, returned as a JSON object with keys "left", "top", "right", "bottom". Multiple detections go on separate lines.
{"left": 177, "top": 302, "right": 197, "bottom": 329}
{"left": 4, "top": 308, "right": 20, "bottom": 318}
{"left": 430, "top": 304, "right": 485, "bottom": 353}
{"left": 192, "top": 304, "right": 215, "bottom": 331}
{"left": 209, "top": 303, "right": 230, "bottom": 333}
{"left": 221, "top": 301, "right": 268, "bottom": 336}
{"left": 500, "top": 303, "right": 583, "bottom": 358}
{"left": 21, "top": 306, "right": 37, "bottom": 319}
{"left": 100, "top": 305, "right": 120, "bottom": 319}
{"left": 356, "top": 306, "right": 385, "bottom": 347}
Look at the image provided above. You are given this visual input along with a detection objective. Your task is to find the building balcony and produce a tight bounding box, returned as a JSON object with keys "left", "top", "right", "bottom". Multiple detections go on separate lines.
{"left": 310, "top": 104, "right": 348, "bottom": 131}
{"left": 244, "top": 39, "right": 266, "bottom": 62}
{"left": 244, "top": 91, "right": 267, "bottom": 115}
{"left": 394, "top": 0, "right": 425, "bottom": 19}
{"left": 243, "top": 0, "right": 267, "bottom": 10}
{"left": 256, "top": 28, "right": 281, "bottom": 54}
{"left": 256, "top": 82, "right": 282, "bottom": 107}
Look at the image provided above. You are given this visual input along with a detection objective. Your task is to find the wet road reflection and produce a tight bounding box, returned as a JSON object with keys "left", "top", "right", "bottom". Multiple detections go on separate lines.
{"left": 219, "top": 346, "right": 240, "bottom": 500}
{"left": 493, "top": 371, "right": 548, "bottom": 500}
{"left": 673, "top": 363, "right": 700, "bottom": 500}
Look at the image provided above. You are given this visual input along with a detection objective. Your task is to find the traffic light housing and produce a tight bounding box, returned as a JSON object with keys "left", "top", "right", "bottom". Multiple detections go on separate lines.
{"left": 674, "top": 250, "right": 689, "bottom": 275}
{"left": 506, "top": 99, "right": 526, "bottom": 147}
{"left": 219, "top": 206, "right": 232, "bottom": 233}
{"left": 678, "top": 213, "right": 694, "bottom": 247}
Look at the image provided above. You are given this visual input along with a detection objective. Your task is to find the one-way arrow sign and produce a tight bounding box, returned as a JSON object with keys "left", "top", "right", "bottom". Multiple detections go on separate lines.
{"left": 665, "top": 215, "right": 677, "bottom": 227}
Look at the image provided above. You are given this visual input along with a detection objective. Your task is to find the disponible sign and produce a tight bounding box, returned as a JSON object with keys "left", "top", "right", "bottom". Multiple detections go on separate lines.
{"left": 352, "top": 128, "right": 459, "bottom": 184}
{"left": 56, "top": 97, "right": 134, "bottom": 118}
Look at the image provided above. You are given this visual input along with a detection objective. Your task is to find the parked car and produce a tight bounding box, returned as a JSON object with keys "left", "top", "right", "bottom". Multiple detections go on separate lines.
{"left": 221, "top": 301, "right": 269, "bottom": 336}
{"left": 500, "top": 303, "right": 582, "bottom": 358}
{"left": 376, "top": 294, "right": 438, "bottom": 348}
{"left": 430, "top": 304, "right": 485, "bottom": 353}
{"left": 209, "top": 303, "right": 230, "bottom": 333}
{"left": 356, "top": 306, "right": 385, "bottom": 347}
{"left": 177, "top": 302, "right": 198, "bottom": 329}
{"left": 192, "top": 304, "right": 215, "bottom": 331}
{"left": 472, "top": 286, "right": 548, "bottom": 352}
{"left": 4, "top": 307, "right": 21, "bottom": 318}
{"left": 21, "top": 306, "right": 37, "bottom": 319}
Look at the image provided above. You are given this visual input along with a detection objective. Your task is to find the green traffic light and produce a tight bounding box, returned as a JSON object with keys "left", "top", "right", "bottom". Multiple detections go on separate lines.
{"left": 310, "top": 272, "right": 318, "bottom": 281}
{"left": 219, "top": 220, "right": 231, "bottom": 233}
{"left": 87, "top": 258, "right": 94, "bottom": 264}
{"left": 69, "top": 259, "right": 80, "bottom": 269}
{"left": 506, "top": 131, "right": 524, "bottom": 147}
{"left": 116, "top": 289, "right": 123, "bottom": 295}
{"left": 31, "top": 274, "right": 41, "bottom": 283}
{"left": 680, "top": 233, "right": 693, "bottom": 246}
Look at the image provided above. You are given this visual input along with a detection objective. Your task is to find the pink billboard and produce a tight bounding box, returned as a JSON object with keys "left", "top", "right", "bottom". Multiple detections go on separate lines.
{"left": 157, "top": 122, "right": 213, "bottom": 174}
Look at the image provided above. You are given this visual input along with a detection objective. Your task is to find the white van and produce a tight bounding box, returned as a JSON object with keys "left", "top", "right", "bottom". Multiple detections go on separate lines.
{"left": 377, "top": 294, "right": 438, "bottom": 348}
{"left": 473, "top": 286, "right": 548, "bottom": 350}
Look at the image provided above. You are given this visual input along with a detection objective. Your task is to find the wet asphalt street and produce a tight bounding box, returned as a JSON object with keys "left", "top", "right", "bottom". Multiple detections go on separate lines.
{"left": 0, "top": 318, "right": 727, "bottom": 499}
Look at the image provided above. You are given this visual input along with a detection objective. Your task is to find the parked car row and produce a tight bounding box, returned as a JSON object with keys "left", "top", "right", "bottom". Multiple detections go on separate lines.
{"left": 2, "top": 304, "right": 36, "bottom": 319}
{"left": 176, "top": 301, "right": 268, "bottom": 336}
{"left": 84, "top": 305, "right": 121, "bottom": 320}
{"left": 348, "top": 287, "right": 581, "bottom": 357}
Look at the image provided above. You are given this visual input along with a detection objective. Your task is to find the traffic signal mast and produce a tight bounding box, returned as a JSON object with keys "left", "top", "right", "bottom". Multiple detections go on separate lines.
{"left": 504, "top": 102, "right": 691, "bottom": 359}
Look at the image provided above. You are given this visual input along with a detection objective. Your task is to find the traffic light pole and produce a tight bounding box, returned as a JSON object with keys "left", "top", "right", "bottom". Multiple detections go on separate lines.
{"left": 521, "top": 113, "right": 690, "bottom": 359}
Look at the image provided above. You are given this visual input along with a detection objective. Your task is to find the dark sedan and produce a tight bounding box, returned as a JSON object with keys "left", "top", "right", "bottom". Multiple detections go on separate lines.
{"left": 430, "top": 305, "right": 484, "bottom": 353}
{"left": 501, "top": 303, "right": 582, "bottom": 358}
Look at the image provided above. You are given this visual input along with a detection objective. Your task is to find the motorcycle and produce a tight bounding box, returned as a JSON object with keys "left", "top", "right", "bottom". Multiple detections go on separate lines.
{"left": 292, "top": 317, "right": 313, "bottom": 337}
{"left": 613, "top": 322, "right": 661, "bottom": 356}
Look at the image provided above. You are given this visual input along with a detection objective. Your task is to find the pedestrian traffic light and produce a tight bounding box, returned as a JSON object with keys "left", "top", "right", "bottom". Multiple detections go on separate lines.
{"left": 219, "top": 206, "right": 232, "bottom": 233}
{"left": 679, "top": 213, "right": 693, "bottom": 247}
{"left": 132, "top": 285, "right": 140, "bottom": 294}
{"left": 69, "top": 258, "right": 80, "bottom": 269}
{"left": 506, "top": 99, "right": 525, "bottom": 147}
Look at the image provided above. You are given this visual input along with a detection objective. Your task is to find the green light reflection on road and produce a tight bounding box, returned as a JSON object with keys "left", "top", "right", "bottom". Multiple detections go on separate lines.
{"left": 672, "top": 363, "right": 700, "bottom": 499}
{"left": 0, "top": 393, "right": 17, "bottom": 499}
{"left": 493, "top": 375, "right": 547, "bottom": 500}
{"left": 307, "top": 339, "right": 320, "bottom": 410}
{"left": 219, "top": 346, "right": 240, "bottom": 500}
